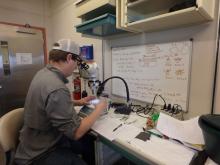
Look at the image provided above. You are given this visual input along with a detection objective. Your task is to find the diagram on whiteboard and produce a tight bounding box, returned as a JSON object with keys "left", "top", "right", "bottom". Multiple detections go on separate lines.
{"left": 111, "top": 41, "right": 192, "bottom": 111}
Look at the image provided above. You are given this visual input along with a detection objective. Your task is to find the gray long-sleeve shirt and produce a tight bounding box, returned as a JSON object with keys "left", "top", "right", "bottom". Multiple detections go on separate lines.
{"left": 15, "top": 65, "right": 81, "bottom": 165}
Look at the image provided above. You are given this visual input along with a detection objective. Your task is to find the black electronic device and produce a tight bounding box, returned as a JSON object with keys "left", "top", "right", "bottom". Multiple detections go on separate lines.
{"left": 78, "top": 104, "right": 108, "bottom": 118}
{"left": 114, "top": 105, "right": 132, "bottom": 115}
{"left": 110, "top": 102, "right": 127, "bottom": 108}
{"left": 78, "top": 105, "right": 94, "bottom": 118}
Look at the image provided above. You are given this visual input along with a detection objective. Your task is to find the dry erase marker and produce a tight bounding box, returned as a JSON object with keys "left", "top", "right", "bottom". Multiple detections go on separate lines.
{"left": 113, "top": 123, "right": 123, "bottom": 132}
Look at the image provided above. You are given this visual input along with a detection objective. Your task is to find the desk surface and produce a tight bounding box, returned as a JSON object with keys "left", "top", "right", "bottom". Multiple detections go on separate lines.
{"left": 88, "top": 107, "right": 218, "bottom": 165}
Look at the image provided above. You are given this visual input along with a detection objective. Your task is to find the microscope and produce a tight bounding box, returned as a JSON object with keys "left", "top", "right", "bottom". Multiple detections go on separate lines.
{"left": 77, "top": 61, "right": 104, "bottom": 117}
{"left": 78, "top": 60, "right": 132, "bottom": 116}
{"left": 78, "top": 61, "right": 100, "bottom": 97}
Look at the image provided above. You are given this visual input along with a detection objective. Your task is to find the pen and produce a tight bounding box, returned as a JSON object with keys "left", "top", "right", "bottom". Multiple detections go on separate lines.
{"left": 146, "top": 130, "right": 164, "bottom": 138}
{"left": 113, "top": 123, "right": 123, "bottom": 132}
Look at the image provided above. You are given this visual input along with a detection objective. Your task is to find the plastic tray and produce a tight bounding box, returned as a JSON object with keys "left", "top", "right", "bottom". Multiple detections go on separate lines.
{"left": 75, "top": 13, "right": 124, "bottom": 37}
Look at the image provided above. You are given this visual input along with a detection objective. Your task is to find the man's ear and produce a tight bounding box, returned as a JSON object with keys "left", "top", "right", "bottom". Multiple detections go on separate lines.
{"left": 66, "top": 53, "right": 72, "bottom": 62}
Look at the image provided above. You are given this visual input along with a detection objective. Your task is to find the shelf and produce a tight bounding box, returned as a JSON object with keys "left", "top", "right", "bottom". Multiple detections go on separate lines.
{"left": 127, "top": 0, "right": 150, "bottom": 8}
{"left": 127, "top": 0, "right": 192, "bottom": 21}
{"left": 81, "top": 4, "right": 116, "bottom": 21}
{"left": 75, "top": 0, "right": 116, "bottom": 18}
{"left": 75, "top": 13, "right": 124, "bottom": 37}
{"left": 127, "top": 7, "right": 208, "bottom": 31}
{"left": 117, "top": 0, "right": 215, "bottom": 33}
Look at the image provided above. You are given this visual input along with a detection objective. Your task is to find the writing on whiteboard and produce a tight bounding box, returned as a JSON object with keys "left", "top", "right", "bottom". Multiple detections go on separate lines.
{"left": 112, "top": 41, "right": 192, "bottom": 111}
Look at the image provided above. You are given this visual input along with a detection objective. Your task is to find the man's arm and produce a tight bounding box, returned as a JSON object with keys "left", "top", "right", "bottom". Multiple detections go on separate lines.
{"left": 46, "top": 89, "right": 82, "bottom": 139}
{"left": 72, "top": 96, "right": 95, "bottom": 106}
{"left": 45, "top": 89, "right": 107, "bottom": 140}
{"left": 73, "top": 100, "right": 107, "bottom": 140}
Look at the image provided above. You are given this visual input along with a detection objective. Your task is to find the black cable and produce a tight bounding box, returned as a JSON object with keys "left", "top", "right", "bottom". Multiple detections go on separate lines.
{"left": 158, "top": 95, "right": 167, "bottom": 108}
{"left": 136, "top": 113, "right": 148, "bottom": 118}
{"left": 170, "top": 104, "right": 184, "bottom": 119}
{"left": 131, "top": 93, "right": 184, "bottom": 119}
{"left": 148, "top": 107, "right": 157, "bottom": 115}
{"left": 143, "top": 107, "right": 152, "bottom": 115}
{"left": 130, "top": 103, "right": 142, "bottom": 112}
{"left": 136, "top": 106, "right": 146, "bottom": 113}
{"left": 97, "top": 76, "right": 132, "bottom": 115}
{"left": 148, "top": 94, "right": 167, "bottom": 111}
{"left": 176, "top": 105, "right": 184, "bottom": 120}
{"left": 132, "top": 94, "right": 163, "bottom": 117}
{"left": 181, "top": 111, "right": 184, "bottom": 120}
{"left": 97, "top": 76, "right": 130, "bottom": 103}
{"left": 132, "top": 105, "right": 149, "bottom": 117}
{"left": 148, "top": 94, "right": 158, "bottom": 110}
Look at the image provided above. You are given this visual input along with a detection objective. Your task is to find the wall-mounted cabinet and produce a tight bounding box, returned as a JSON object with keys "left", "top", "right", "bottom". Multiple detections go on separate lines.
{"left": 75, "top": 13, "right": 124, "bottom": 36}
{"left": 75, "top": 0, "right": 126, "bottom": 37}
{"left": 117, "top": 0, "right": 216, "bottom": 32}
{"left": 75, "top": 0, "right": 116, "bottom": 20}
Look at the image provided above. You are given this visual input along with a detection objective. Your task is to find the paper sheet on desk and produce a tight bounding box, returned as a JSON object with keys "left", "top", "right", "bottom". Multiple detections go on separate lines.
{"left": 128, "top": 136, "right": 196, "bottom": 165}
{"left": 92, "top": 117, "right": 121, "bottom": 141}
{"left": 156, "top": 113, "right": 204, "bottom": 144}
{"left": 92, "top": 116, "right": 141, "bottom": 141}
{"left": 116, "top": 125, "right": 142, "bottom": 142}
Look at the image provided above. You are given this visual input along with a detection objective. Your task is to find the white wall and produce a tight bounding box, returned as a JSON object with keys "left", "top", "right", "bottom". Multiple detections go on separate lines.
{"left": 0, "top": 0, "right": 102, "bottom": 71}
{"left": 48, "top": 0, "right": 103, "bottom": 77}
{"left": 0, "top": 0, "right": 103, "bottom": 93}
{"left": 0, "top": 0, "right": 51, "bottom": 60}
{"left": 0, "top": 0, "right": 49, "bottom": 27}
{"left": 103, "top": 2, "right": 220, "bottom": 118}
{"left": 48, "top": 0, "right": 103, "bottom": 93}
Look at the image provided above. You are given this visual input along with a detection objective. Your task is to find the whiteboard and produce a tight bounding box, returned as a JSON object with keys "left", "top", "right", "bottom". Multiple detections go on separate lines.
{"left": 111, "top": 41, "right": 192, "bottom": 111}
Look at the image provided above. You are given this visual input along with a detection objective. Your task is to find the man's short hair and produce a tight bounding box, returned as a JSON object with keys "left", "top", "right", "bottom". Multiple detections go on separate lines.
{"left": 49, "top": 48, "right": 69, "bottom": 62}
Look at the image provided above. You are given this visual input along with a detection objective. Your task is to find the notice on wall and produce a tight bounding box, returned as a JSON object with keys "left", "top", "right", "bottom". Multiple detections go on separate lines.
{"left": 16, "top": 53, "right": 33, "bottom": 65}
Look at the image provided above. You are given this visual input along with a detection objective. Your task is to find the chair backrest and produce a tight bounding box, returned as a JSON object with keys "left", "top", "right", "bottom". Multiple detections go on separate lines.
{"left": 0, "top": 108, "right": 24, "bottom": 164}
{"left": 0, "top": 142, "right": 6, "bottom": 165}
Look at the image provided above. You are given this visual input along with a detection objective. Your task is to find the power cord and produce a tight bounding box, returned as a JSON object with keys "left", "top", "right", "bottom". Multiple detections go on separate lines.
{"left": 131, "top": 94, "right": 165, "bottom": 118}
{"left": 115, "top": 93, "right": 184, "bottom": 120}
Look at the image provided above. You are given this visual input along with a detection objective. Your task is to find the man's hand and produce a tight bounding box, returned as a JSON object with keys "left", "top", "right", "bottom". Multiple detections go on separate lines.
{"left": 73, "top": 97, "right": 108, "bottom": 140}
{"left": 95, "top": 99, "right": 107, "bottom": 111}
{"left": 73, "top": 96, "right": 96, "bottom": 106}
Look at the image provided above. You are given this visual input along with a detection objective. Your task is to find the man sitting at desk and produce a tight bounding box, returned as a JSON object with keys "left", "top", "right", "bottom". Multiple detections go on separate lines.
{"left": 14, "top": 39, "right": 107, "bottom": 165}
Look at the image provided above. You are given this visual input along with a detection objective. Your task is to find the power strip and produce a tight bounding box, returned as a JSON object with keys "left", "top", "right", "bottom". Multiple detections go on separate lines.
{"left": 152, "top": 106, "right": 184, "bottom": 120}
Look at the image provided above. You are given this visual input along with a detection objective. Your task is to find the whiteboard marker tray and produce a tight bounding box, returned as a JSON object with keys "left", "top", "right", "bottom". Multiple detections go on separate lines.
{"left": 75, "top": 13, "right": 124, "bottom": 37}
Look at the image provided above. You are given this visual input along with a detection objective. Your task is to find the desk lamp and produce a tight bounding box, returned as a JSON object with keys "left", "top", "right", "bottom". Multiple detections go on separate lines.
{"left": 97, "top": 76, "right": 132, "bottom": 115}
